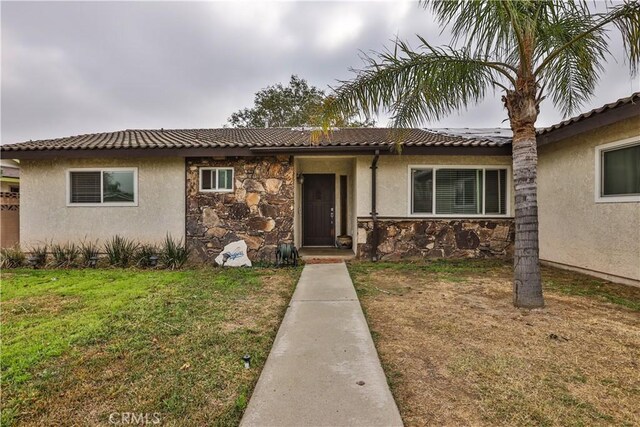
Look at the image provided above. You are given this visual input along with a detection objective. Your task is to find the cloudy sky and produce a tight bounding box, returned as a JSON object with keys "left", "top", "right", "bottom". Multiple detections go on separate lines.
{"left": 2, "top": 1, "right": 637, "bottom": 144}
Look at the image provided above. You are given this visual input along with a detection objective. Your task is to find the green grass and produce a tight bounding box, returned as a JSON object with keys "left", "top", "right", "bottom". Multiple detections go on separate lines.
{"left": 1, "top": 267, "right": 300, "bottom": 426}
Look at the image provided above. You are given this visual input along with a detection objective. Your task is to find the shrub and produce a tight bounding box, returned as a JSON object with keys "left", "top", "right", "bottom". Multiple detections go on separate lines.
{"left": 0, "top": 246, "right": 25, "bottom": 268}
{"left": 28, "top": 244, "right": 48, "bottom": 268}
{"left": 104, "top": 235, "right": 139, "bottom": 267}
{"left": 50, "top": 242, "right": 80, "bottom": 268}
{"left": 135, "top": 244, "right": 159, "bottom": 268}
{"left": 80, "top": 240, "right": 100, "bottom": 267}
{"left": 160, "top": 235, "right": 190, "bottom": 270}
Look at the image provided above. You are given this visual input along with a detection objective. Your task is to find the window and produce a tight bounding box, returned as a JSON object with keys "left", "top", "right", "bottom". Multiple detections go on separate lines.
{"left": 67, "top": 168, "right": 137, "bottom": 206}
{"left": 200, "top": 167, "right": 234, "bottom": 192}
{"left": 596, "top": 138, "right": 640, "bottom": 203}
{"left": 410, "top": 166, "right": 508, "bottom": 216}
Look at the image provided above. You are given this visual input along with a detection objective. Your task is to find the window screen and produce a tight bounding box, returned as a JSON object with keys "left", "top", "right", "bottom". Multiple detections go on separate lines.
{"left": 602, "top": 143, "right": 640, "bottom": 196}
{"left": 70, "top": 171, "right": 101, "bottom": 203}
{"left": 200, "top": 168, "right": 233, "bottom": 191}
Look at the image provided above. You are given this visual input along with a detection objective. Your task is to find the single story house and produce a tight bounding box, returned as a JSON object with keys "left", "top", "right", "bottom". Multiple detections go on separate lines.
{"left": 1, "top": 93, "right": 638, "bottom": 285}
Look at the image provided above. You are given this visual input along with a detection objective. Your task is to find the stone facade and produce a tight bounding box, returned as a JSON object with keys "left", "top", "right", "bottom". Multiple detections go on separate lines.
{"left": 356, "top": 218, "right": 514, "bottom": 260}
{"left": 186, "top": 156, "right": 294, "bottom": 263}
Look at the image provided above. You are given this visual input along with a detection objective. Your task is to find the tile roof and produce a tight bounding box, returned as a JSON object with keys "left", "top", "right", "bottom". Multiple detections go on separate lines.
{"left": 537, "top": 92, "right": 640, "bottom": 135}
{"left": 0, "top": 127, "right": 509, "bottom": 153}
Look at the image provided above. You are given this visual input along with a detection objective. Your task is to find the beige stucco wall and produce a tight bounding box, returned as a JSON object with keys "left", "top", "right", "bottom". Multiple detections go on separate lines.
{"left": 355, "top": 154, "right": 514, "bottom": 217}
{"left": 20, "top": 157, "right": 185, "bottom": 246}
{"left": 538, "top": 117, "right": 640, "bottom": 282}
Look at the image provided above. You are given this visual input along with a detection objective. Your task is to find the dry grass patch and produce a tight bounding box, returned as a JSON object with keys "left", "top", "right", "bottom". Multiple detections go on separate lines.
{"left": 349, "top": 260, "right": 640, "bottom": 426}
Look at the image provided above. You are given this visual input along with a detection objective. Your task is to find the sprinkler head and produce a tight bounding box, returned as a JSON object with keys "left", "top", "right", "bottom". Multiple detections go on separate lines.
{"left": 242, "top": 354, "right": 251, "bottom": 369}
{"left": 27, "top": 255, "right": 40, "bottom": 269}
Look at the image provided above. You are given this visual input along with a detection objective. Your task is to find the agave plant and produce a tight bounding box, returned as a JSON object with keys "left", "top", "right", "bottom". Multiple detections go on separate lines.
{"left": 50, "top": 242, "right": 80, "bottom": 268}
{"left": 160, "top": 234, "right": 190, "bottom": 270}
{"left": 0, "top": 246, "right": 25, "bottom": 268}
{"left": 104, "top": 235, "right": 139, "bottom": 268}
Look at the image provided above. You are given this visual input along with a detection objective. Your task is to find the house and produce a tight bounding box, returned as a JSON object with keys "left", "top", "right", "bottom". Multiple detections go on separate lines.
{"left": 0, "top": 159, "right": 20, "bottom": 248}
{"left": 537, "top": 93, "right": 640, "bottom": 286}
{"left": 0, "top": 93, "right": 637, "bottom": 285}
{"left": 0, "top": 128, "right": 515, "bottom": 264}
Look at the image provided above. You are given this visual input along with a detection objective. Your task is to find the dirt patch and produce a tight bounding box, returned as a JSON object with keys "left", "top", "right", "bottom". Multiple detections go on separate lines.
{"left": 351, "top": 263, "right": 640, "bottom": 426}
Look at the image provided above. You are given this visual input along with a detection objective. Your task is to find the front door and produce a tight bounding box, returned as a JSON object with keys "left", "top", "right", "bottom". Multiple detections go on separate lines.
{"left": 303, "top": 174, "right": 335, "bottom": 246}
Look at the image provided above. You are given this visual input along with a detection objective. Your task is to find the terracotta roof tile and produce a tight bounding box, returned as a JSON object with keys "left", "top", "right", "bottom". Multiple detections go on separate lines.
{"left": 0, "top": 127, "right": 508, "bottom": 153}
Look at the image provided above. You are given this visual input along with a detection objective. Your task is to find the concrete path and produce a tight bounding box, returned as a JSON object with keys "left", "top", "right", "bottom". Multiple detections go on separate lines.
{"left": 241, "top": 262, "right": 403, "bottom": 427}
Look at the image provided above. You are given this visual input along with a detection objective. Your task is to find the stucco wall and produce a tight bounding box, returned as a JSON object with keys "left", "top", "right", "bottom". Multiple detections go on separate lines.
{"left": 538, "top": 117, "right": 640, "bottom": 282}
{"left": 20, "top": 157, "right": 185, "bottom": 246}
{"left": 355, "top": 154, "right": 514, "bottom": 217}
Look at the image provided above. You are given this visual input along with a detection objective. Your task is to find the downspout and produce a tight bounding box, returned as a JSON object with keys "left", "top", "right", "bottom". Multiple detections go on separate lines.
{"left": 370, "top": 150, "right": 380, "bottom": 262}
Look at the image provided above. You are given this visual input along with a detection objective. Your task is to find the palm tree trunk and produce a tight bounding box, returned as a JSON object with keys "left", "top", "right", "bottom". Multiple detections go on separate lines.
{"left": 511, "top": 124, "right": 544, "bottom": 308}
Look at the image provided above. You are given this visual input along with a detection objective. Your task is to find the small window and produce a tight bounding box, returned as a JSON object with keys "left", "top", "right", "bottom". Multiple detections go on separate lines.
{"left": 200, "top": 167, "right": 234, "bottom": 192}
{"left": 9, "top": 186, "right": 19, "bottom": 193}
{"left": 411, "top": 166, "right": 508, "bottom": 216}
{"left": 599, "top": 142, "right": 640, "bottom": 200}
{"left": 68, "top": 168, "right": 137, "bottom": 206}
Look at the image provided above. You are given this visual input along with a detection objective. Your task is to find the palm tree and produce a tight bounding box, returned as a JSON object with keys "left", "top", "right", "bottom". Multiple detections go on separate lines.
{"left": 320, "top": 1, "right": 640, "bottom": 308}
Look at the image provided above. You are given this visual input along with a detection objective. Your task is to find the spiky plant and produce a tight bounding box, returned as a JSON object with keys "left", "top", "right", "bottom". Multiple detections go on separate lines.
{"left": 319, "top": 0, "right": 640, "bottom": 308}
{"left": 160, "top": 235, "right": 190, "bottom": 270}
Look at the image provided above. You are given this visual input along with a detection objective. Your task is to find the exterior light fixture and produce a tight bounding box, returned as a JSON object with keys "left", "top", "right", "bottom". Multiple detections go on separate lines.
{"left": 296, "top": 174, "right": 304, "bottom": 185}
{"left": 88, "top": 256, "right": 99, "bottom": 268}
{"left": 149, "top": 255, "right": 159, "bottom": 267}
{"left": 27, "top": 255, "right": 40, "bottom": 269}
{"left": 242, "top": 354, "right": 251, "bottom": 369}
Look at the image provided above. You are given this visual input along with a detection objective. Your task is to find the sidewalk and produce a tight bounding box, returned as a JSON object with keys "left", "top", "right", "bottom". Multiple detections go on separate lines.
{"left": 241, "top": 262, "right": 403, "bottom": 427}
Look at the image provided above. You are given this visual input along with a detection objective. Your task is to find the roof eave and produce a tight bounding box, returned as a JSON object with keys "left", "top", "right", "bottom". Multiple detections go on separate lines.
{"left": 537, "top": 100, "right": 640, "bottom": 146}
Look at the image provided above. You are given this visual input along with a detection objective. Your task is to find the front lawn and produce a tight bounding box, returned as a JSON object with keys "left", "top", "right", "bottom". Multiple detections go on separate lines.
{"left": 1, "top": 267, "right": 300, "bottom": 426}
{"left": 349, "top": 260, "right": 640, "bottom": 426}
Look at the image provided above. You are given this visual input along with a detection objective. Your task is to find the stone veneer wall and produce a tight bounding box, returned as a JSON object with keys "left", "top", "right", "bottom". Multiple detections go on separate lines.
{"left": 186, "top": 156, "right": 294, "bottom": 263}
{"left": 356, "top": 218, "right": 514, "bottom": 260}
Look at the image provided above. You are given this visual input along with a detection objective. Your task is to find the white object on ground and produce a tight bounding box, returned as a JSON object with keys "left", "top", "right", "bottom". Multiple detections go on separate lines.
{"left": 215, "top": 240, "right": 252, "bottom": 267}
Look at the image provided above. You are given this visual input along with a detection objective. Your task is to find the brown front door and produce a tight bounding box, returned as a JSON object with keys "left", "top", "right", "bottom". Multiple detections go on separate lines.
{"left": 303, "top": 174, "right": 335, "bottom": 246}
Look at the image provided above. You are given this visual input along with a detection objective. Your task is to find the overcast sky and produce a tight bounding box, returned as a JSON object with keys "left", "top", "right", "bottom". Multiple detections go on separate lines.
{"left": 2, "top": 1, "right": 638, "bottom": 144}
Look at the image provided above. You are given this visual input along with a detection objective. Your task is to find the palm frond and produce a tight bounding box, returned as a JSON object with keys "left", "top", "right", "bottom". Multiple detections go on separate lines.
{"left": 320, "top": 40, "right": 513, "bottom": 129}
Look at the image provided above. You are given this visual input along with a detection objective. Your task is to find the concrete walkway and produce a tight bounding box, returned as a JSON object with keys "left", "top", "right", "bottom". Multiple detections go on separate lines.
{"left": 241, "top": 262, "right": 403, "bottom": 427}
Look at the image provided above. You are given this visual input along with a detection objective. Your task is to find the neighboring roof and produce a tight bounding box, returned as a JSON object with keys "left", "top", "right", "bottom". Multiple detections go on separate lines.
{"left": 0, "top": 127, "right": 509, "bottom": 155}
{"left": 537, "top": 92, "right": 640, "bottom": 136}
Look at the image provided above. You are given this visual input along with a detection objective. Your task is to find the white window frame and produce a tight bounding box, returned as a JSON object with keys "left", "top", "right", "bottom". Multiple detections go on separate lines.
{"left": 199, "top": 167, "right": 234, "bottom": 193}
{"left": 66, "top": 167, "right": 138, "bottom": 207}
{"left": 407, "top": 164, "right": 512, "bottom": 218}
{"left": 594, "top": 136, "right": 640, "bottom": 203}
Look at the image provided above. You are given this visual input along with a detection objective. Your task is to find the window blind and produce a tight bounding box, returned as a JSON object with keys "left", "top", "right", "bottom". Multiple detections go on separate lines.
{"left": 70, "top": 171, "right": 101, "bottom": 203}
{"left": 436, "top": 169, "right": 482, "bottom": 215}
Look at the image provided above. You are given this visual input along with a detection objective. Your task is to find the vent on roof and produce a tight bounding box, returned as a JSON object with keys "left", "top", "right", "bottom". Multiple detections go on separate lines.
{"left": 291, "top": 126, "right": 340, "bottom": 132}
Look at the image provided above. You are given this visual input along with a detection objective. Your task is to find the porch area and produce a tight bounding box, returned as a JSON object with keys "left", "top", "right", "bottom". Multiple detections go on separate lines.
{"left": 293, "top": 156, "right": 358, "bottom": 254}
